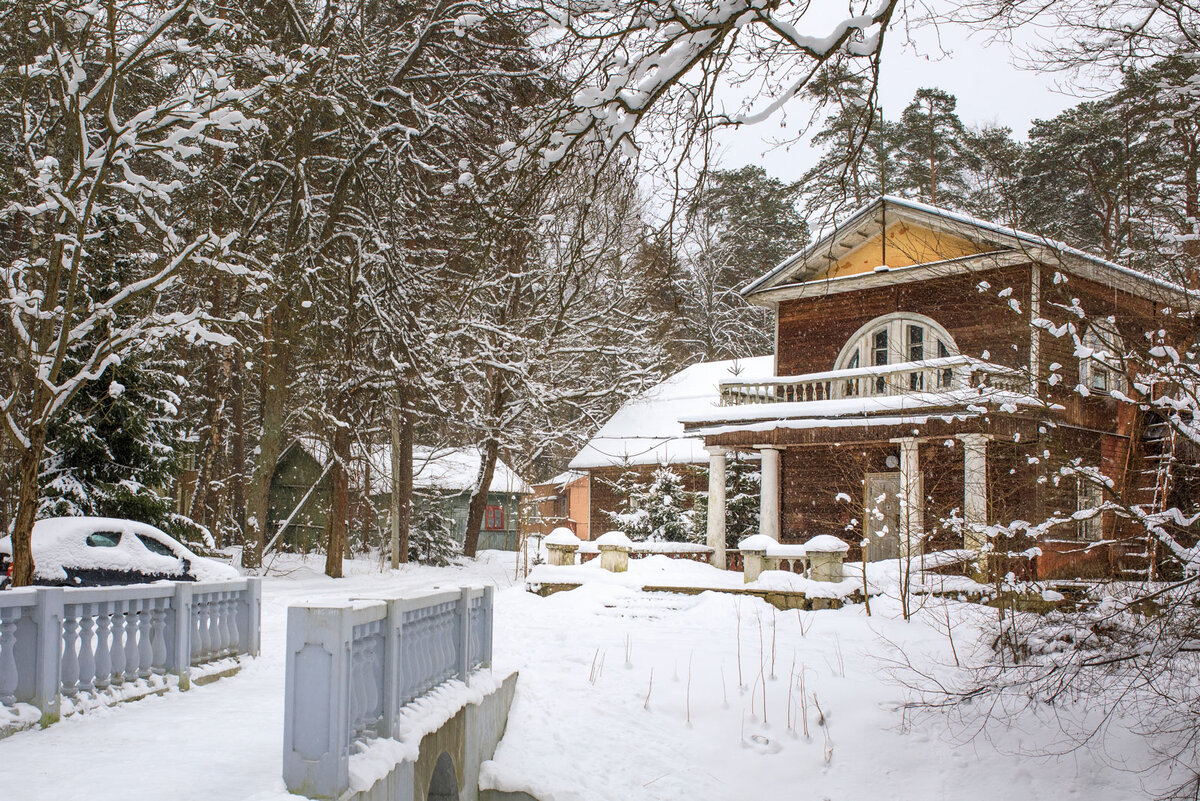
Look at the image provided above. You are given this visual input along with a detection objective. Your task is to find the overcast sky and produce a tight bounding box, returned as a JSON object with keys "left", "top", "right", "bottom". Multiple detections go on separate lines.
{"left": 715, "top": 16, "right": 1098, "bottom": 183}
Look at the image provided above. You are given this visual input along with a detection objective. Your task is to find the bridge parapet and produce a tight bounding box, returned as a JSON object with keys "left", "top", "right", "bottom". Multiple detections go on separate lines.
{"left": 284, "top": 585, "right": 503, "bottom": 801}
{"left": 0, "top": 577, "right": 261, "bottom": 733}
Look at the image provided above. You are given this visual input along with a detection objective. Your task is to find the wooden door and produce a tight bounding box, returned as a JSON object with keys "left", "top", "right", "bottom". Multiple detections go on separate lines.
{"left": 864, "top": 472, "right": 901, "bottom": 561}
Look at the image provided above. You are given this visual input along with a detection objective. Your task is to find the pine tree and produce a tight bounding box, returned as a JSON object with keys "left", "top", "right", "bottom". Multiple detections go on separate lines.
{"left": 800, "top": 65, "right": 896, "bottom": 224}
{"left": 892, "top": 88, "right": 977, "bottom": 207}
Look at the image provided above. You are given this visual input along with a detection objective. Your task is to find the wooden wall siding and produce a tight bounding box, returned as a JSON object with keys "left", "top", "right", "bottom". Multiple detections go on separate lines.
{"left": 921, "top": 439, "right": 967, "bottom": 553}
{"left": 822, "top": 223, "right": 986, "bottom": 281}
{"left": 776, "top": 264, "right": 1033, "bottom": 376}
{"left": 1035, "top": 267, "right": 1170, "bottom": 429}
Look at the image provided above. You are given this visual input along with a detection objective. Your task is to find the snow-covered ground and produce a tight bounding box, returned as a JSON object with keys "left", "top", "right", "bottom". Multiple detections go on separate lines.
{"left": 0, "top": 552, "right": 1164, "bottom": 801}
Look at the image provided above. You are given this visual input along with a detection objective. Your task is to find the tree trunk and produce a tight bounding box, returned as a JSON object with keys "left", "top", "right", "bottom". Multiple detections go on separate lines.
{"left": 463, "top": 436, "right": 500, "bottom": 559}
{"left": 326, "top": 427, "right": 349, "bottom": 578}
{"left": 243, "top": 303, "right": 292, "bottom": 568}
{"left": 389, "top": 391, "right": 414, "bottom": 567}
{"left": 10, "top": 425, "right": 47, "bottom": 587}
{"left": 230, "top": 347, "right": 247, "bottom": 540}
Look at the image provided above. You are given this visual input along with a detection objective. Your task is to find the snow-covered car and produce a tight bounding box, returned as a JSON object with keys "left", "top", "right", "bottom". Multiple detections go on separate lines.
{"left": 0, "top": 517, "right": 238, "bottom": 588}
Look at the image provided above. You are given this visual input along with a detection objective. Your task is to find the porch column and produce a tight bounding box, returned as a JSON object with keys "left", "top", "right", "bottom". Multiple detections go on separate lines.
{"left": 756, "top": 445, "right": 782, "bottom": 541}
{"left": 705, "top": 446, "right": 730, "bottom": 568}
{"left": 957, "top": 434, "right": 990, "bottom": 550}
{"left": 891, "top": 437, "right": 923, "bottom": 558}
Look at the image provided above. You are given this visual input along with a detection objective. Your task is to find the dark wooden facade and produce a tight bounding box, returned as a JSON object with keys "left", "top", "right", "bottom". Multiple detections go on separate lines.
{"left": 690, "top": 200, "right": 1192, "bottom": 579}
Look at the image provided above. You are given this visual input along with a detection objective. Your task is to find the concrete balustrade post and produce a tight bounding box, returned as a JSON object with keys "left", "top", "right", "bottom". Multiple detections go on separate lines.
{"left": 599, "top": 546, "right": 629, "bottom": 572}
{"left": 595, "top": 531, "right": 633, "bottom": 572}
{"left": 482, "top": 585, "right": 495, "bottom": 669}
{"left": 545, "top": 543, "right": 579, "bottom": 566}
{"left": 34, "top": 588, "right": 63, "bottom": 726}
{"left": 283, "top": 603, "right": 353, "bottom": 801}
{"left": 805, "top": 535, "right": 850, "bottom": 582}
{"left": 545, "top": 527, "right": 581, "bottom": 566}
{"left": 457, "top": 588, "right": 472, "bottom": 683}
{"left": 381, "top": 599, "right": 405, "bottom": 738}
{"left": 741, "top": 548, "right": 767, "bottom": 583}
{"left": 171, "top": 582, "right": 193, "bottom": 691}
{"left": 245, "top": 577, "right": 263, "bottom": 656}
{"left": 739, "top": 534, "right": 776, "bottom": 583}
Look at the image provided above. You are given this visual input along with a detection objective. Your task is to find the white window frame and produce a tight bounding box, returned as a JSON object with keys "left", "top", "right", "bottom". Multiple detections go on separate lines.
{"left": 1076, "top": 477, "right": 1103, "bottom": 541}
{"left": 1079, "top": 323, "right": 1127, "bottom": 396}
{"left": 834, "top": 312, "right": 959, "bottom": 396}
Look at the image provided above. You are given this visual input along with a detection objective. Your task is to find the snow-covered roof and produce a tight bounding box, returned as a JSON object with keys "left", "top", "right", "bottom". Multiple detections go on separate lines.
{"left": 287, "top": 439, "right": 531, "bottom": 495}
{"left": 364, "top": 444, "right": 532, "bottom": 496}
{"left": 568, "top": 356, "right": 775, "bottom": 470}
{"left": 536, "top": 470, "right": 585, "bottom": 490}
{"left": 743, "top": 195, "right": 1192, "bottom": 302}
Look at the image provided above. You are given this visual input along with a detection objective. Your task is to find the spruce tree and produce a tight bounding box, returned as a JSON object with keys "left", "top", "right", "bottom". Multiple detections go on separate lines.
{"left": 606, "top": 467, "right": 702, "bottom": 543}
{"left": 408, "top": 490, "right": 462, "bottom": 566}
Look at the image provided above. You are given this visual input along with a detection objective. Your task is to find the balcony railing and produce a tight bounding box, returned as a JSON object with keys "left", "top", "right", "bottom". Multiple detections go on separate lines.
{"left": 719, "top": 356, "right": 1029, "bottom": 406}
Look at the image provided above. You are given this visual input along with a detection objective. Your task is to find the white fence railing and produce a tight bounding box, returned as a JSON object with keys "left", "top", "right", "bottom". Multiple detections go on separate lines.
{"left": 283, "top": 585, "right": 494, "bottom": 799}
{"left": 0, "top": 578, "right": 262, "bottom": 728}
{"left": 719, "top": 356, "right": 1029, "bottom": 406}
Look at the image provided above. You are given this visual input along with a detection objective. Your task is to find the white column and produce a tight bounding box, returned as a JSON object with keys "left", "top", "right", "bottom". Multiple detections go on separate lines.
{"left": 958, "top": 434, "right": 989, "bottom": 550}
{"left": 705, "top": 446, "right": 729, "bottom": 568}
{"left": 892, "top": 438, "right": 923, "bottom": 558}
{"left": 756, "top": 445, "right": 782, "bottom": 541}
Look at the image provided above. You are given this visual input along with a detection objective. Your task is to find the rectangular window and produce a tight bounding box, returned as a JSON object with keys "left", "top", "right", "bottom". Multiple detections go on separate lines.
{"left": 937, "top": 340, "right": 952, "bottom": 388}
{"left": 485, "top": 504, "right": 505, "bottom": 531}
{"left": 907, "top": 325, "right": 924, "bottom": 362}
{"left": 873, "top": 330, "right": 888, "bottom": 394}
{"left": 907, "top": 325, "right": 925, "bottom": 390}
{"left": 872, "top": 330, "right": 889, "bottom": 366}
{"left": 1077, "top": 480, "right": 1102, "bottom": 541}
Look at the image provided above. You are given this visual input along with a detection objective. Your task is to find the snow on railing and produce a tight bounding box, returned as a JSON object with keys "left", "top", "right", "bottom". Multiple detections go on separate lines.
{"left": 719, "top": 356, "right": 1029, "bottom": 406}
{"left": 577, "top": 541, "right": 714, "bottom": 564}
{"left": 0, "top": 578, "right": 261, "bottom": 730}
{"left": 282, "top": 585, "right": 493, "bottom": 799}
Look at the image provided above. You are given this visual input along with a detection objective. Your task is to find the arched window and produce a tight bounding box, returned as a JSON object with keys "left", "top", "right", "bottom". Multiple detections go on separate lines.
{"left": 834, "top": 313, "right": 959, "bottom": 396}
{"left": 1078, "top": 322, "right": 1126, "bottom": 395}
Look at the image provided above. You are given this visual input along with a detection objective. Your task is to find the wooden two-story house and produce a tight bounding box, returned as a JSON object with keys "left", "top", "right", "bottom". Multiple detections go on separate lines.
{"left": 684, "top": 197, "right": 1195, "bottom": 579}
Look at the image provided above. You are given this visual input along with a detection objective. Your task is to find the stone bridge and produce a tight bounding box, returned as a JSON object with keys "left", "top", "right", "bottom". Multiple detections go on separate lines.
{"left": 283, "top": 586, "right": 521, "bottom": 801}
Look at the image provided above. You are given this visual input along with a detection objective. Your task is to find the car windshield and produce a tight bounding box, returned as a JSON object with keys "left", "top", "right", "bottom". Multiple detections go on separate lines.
{"left": 85, "top": 531, "right": 122, "bottom": 548}
{"left": 137, "top": 534, "right": 176, "bottom": 558}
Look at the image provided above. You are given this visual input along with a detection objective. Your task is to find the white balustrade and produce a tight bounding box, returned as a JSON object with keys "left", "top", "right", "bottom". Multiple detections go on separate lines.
{"left": 719, "top": 355, "right": 1029, "bottom": 406}
{"left": 0, "top": 578, "right": 261, "bottom": 729}
{"left": 283, "top": 585, "right": 494, "bottom": 800}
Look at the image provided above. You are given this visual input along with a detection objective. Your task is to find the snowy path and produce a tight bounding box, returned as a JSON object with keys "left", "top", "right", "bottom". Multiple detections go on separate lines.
{"left": 1, "top": 553, "right": 1164, "bottom": 801}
